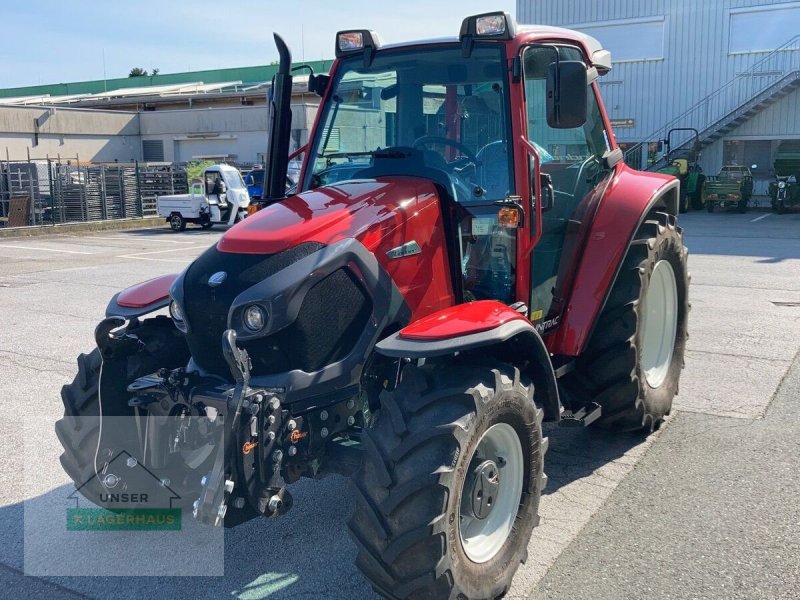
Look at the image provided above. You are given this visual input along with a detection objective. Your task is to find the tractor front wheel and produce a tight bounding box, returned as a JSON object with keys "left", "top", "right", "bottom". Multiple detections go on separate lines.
{"left": 564, "top": 210, "right": 689, "bottom": 431}
{"left": 349, "top": 363, "right": 546, "bottom": 599}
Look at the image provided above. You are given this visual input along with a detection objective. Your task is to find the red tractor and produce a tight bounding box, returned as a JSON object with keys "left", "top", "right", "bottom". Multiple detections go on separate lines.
{"left": 58, "top": 12, "right": 688, "bottom": 599}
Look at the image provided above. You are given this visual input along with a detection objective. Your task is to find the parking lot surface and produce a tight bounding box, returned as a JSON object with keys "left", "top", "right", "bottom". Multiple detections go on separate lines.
{"left": 1, "top": 210, "right": 798, "bottom": 598}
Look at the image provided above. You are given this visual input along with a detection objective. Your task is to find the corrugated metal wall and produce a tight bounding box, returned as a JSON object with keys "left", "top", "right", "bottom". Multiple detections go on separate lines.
{"left": 517, "top": 0, "right": 800, "bottom": 152}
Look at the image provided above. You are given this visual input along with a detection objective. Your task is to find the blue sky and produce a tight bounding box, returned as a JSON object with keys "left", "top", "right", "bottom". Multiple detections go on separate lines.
{"left": 1, "top": 1, "right": 516, "bottom": 89}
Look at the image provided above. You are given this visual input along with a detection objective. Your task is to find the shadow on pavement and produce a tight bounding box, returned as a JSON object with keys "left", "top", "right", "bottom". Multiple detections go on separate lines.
{"left": 1, "top": 423, "right": 653, "bottom": 599}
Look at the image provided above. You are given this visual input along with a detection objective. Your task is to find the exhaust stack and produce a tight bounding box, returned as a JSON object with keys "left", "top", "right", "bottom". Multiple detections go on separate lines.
{"left": 264, "top": 34, "right": 293, "bottom": 202}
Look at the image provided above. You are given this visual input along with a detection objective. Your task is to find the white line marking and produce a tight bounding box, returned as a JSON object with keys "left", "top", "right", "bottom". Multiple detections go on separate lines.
{"left": 120, "top": 257, "right": 195, "bottom": 264}
{"left": 0, "top": 244, "right": 94, "bottom": 255}
{"left": 75, "top": 235, "right": 197, "bottom": 245}
{"left": 117, "top": 245, "right": 206, "bottom": 258}
{"left": 751, "top": 213, "right": 772, "bottom": 222}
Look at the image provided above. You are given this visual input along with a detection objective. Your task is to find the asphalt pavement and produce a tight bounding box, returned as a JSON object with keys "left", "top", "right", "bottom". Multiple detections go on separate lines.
{"left": 0, "top": 208, "right": 798, "bottom": 598}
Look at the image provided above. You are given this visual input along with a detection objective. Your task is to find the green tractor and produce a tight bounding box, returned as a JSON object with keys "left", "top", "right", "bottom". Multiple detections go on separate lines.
{"left": 657, "top": 128, "right": 705, "bottom": 212}
{"left": 769, "top": 141, "right": 800, "bottom": 213}
{"left": 702, "top": 164, "right": 754, "bottom": 213}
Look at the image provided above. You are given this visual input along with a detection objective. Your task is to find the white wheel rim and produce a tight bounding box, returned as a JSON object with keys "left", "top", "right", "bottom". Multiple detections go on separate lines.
{"left": 640, "top": 260, "right": 678, "bottom": 388}
{"left": 458, "top": 422, "right": 523, "bottom": 564}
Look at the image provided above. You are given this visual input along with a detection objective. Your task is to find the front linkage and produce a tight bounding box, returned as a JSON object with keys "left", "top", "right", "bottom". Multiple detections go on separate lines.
{"left": 97, "top": 317, "right": 364, "bottom": 527}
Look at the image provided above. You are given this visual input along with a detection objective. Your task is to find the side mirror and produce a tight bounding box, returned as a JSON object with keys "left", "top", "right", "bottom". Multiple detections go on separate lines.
{"left": 546, "top": 60, "right": 587, "bottom": 129}
{"left": 308, "top": 74, "right": 330, "bottom": 97}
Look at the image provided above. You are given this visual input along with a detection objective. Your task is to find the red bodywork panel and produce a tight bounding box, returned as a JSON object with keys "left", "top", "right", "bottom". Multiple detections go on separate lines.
{"left": 218, "top": 177, "right": 455, "bottom": 320}
{"left": 400, "top": 300, "right": 527, "bottom": 340}
{"left": 547, "top": 165, "right": 675, "bottom": 355}
{"left": 117, "top": 273, "right": 178, "bottom": 308}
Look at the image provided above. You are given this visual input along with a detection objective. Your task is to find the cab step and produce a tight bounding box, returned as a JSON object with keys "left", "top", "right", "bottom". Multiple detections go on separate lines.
{"left": 559, "top": 402, "right": 602, "bottom": 427}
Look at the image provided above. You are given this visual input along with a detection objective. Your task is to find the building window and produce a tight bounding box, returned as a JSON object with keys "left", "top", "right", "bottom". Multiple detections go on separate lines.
{"left": 142, "top": 139, "right": 164, "bottom": 162}
{"left": 729, "top": 3, "right": 800, "bottom": 54}
{"left": 567, "top": 16, "right": 665, "bottom": 62}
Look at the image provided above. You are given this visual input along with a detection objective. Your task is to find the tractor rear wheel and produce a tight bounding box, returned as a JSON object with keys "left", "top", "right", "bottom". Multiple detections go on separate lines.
{"left": 564, "top": 210, "right": 689, "bottom": 431}
{"left": 349, "top": 363, "right": 546, "bottom": 599}
{"left": 706, "top": 202, "right": 714, "bottom": 213}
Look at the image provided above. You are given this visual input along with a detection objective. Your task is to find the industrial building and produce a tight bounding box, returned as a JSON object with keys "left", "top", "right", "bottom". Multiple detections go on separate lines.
{"left": 518, "top": 0, "right": 800, "bottom": 194}
{"left": 0, "top": 61, "right": 332, "bottom": 165}
{"left": 1, "top": 1, "right": 798, "bottom": 199}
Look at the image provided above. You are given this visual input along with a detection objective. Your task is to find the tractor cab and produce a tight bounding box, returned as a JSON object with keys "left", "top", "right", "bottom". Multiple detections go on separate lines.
{"left": 298, "top": 14, "right": 619, "bottom": 331}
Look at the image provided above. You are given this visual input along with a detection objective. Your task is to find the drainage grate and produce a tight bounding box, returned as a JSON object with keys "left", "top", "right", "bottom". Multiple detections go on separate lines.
{"left": 771, "top": 301, "right": 800, "bottom": 307}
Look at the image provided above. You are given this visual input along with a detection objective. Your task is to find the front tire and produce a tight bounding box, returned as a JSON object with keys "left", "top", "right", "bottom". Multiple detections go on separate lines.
{"left": 563, "top": 210, "right": 689, "bottom": 431}
{"left": 169, "top": 213, "right": 186, "bottom": 232}
{"left": 56, "top": 317, "right": 191, "bottom": 506}
{"left": 737, "top": 199, "right": 748, "bottom": 213}
{"left": 349, "top": 364, "right": 546, "bottom": 599}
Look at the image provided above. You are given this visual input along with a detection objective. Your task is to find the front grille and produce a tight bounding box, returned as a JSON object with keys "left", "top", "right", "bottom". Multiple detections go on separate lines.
{"left": 182, "top": 243, "right": 371, "bottom": 378}
{"left": 183, "top": 243, "right": 324, "bottom": 377}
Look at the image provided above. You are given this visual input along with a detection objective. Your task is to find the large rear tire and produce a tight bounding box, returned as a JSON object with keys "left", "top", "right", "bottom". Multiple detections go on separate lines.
{"left": 349, "top": 363, "right": 546, "bottom": 599}
{"left": 563, "top": 211, "right": 689, "bottom": 431}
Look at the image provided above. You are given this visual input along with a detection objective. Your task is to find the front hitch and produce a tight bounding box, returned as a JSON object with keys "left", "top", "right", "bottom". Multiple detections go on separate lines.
{"left": 194, "top": 330, "right": 251, "bottom": 526}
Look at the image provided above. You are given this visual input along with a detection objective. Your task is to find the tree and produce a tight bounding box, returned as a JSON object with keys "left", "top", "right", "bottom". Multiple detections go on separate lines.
{"left": 129, "top": 67, "right": 148, "bottom": 77}
{"left": 151, "top": 68, "right": 160, "bottom": 76}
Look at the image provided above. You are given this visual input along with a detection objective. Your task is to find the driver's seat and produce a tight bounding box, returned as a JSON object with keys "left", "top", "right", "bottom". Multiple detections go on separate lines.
{"left": 476, "top": 141, "right": 510, "bottom": 200}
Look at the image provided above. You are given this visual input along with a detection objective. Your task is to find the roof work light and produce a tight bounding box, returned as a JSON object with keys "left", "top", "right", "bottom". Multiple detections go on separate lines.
{"left": 459, "top": 12, "right": 516, "bottom": 40}
{"left": 335, "top": 30, "right": 382, "bottom": 58}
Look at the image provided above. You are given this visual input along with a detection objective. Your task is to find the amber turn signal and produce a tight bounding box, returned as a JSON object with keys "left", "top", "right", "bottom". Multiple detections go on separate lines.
{"left": 498, "top": 207, "right": 521, "bottom": 228}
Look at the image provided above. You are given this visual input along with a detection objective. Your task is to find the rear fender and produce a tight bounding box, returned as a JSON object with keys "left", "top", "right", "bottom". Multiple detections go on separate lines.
{"left": 548, "top": 165, "right": 679, "bottom": 356}
{"left": 106, "top": 273, "right": 178, "bottom": 319}
{"left": 376, "top": 301, "right": 561, "bottom": 421}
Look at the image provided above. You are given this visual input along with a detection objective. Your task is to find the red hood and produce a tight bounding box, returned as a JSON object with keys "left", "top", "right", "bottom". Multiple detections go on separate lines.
{"left": 217, "top": 177, "right": 439, "bottom": 255}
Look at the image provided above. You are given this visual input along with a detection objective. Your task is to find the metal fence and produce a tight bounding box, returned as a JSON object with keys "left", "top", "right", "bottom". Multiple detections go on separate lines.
{"left": 0, "top": 160, "right": 188, "bottom": 228}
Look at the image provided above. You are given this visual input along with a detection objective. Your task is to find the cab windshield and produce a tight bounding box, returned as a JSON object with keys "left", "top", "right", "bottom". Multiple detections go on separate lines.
{"left": 304, "top": 45, "right": 513, "bottom": 202}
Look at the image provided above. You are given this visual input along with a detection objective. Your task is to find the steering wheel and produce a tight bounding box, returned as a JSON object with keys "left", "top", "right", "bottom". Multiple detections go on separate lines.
{"left": 412, "top": 136, "right": 480, "bottom": 171}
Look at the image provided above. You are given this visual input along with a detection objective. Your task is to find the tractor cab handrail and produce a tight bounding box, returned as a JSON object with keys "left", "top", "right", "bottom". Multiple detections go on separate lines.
{"left": 519, "top": 136, "right": 542, "bottom": 253}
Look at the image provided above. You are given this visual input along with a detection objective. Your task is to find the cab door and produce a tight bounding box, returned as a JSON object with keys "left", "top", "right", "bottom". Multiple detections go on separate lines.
{"left": 521, "top": 45, "right": 615, "bottom": 333}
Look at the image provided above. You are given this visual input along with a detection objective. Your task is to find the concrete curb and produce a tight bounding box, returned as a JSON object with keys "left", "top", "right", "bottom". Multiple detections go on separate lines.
{"left": 0, "top": 217, "right": 165, "bottom": 239}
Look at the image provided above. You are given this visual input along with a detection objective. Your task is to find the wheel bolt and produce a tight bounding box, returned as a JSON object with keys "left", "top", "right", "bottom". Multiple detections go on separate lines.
{"left": 287, "top": 420, "right": 297, "bottom": 431}
{"left": 288, "top": 446, "right": 297, "bottom": 457}
{"left": 320, "top": 427, "right": 329, "bottom": 438}
{"left": 126, "top": 457, "right": 138, "bottom": 468}
{"left": 347, "top": 416, "right": 355, "bottom": 426}
{"left": 320, "top": 410, "right": 328, "bottom": 421}
{"left": 233, "top": 497, "right": 246, "bottom": 509}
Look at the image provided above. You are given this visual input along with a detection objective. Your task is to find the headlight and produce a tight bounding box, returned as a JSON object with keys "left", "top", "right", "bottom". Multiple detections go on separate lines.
{"left": 243, "top": 305, "right": 267, "bottom": 332}
{"left": 778, "top": 181, "right": 786, "bottom": 189}
{"left": 169, "top": 300, "right": 185, "bottom": 322}
{"left": 169, "top": 300, "right": 187, "bottom": 332}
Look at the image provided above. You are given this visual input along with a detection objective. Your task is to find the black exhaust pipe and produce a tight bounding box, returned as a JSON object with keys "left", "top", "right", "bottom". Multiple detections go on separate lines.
{"left": 264, "top": 34, "right": 293, "bottom": 203}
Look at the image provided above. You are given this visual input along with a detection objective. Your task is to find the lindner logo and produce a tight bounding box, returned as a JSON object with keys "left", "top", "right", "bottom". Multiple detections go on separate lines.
{"left": 208, "top": 271, "right": 227, "bottom": 287}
